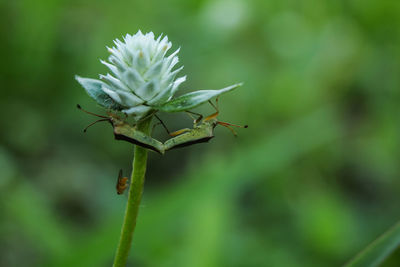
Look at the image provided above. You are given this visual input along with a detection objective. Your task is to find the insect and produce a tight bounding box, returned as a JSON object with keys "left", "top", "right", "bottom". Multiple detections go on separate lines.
{"left": 77, "top": 98, "right": 247, "bottom": 154}
{"left": 116, "top": 169, "right": 129, "bottom": 195}
{"left": 163, "top": 98, "right": 247, "bottom": 151}
{"left": 77, "top": 104, "right": 165, "bottom": 154}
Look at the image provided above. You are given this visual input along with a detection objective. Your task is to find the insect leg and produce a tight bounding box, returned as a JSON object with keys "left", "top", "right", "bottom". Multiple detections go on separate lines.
{"left": 154, "top": 114, "right": 171, "bottom": 134}
{"left": 167, "top": 112, "right": 199, "bottom": 137}
{"left": 185, "top": 111, "right": 203, "bottom": 124}
{"left": 204, "top": 99, "right": 220, "bottom": 122}
{"left": 169, "top": 128, "right": 192, "bottom": 137}
{"left": 210, "top": 96, "right": 220, "bottom": 111}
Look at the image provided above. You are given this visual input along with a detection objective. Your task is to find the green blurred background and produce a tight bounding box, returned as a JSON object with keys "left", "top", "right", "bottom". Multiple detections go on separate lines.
{"left": 1, "top": 0, "right": 400, "bottom": 266}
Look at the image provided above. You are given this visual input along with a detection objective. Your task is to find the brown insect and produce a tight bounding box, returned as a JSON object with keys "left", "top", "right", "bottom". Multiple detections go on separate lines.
{"left": 116, "top": 169, "right": 129, "bottom": 195}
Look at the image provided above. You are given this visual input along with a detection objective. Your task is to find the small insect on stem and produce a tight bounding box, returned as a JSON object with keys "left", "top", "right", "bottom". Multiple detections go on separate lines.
{"left": 116, "top": 169, "right": 129, "bottom": 195}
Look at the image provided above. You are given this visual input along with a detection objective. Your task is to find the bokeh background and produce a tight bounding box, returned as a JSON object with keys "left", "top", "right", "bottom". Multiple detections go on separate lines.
{"left": 1, "top": 0, "right": 400, "bottom": 266}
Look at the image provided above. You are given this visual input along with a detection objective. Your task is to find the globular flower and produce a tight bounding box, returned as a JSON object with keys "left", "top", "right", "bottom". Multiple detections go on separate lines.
{"left": 76, "top": 30, "right": 242, "bottom": 121}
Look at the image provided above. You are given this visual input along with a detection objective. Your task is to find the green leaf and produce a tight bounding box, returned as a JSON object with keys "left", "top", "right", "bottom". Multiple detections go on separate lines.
{"left": 75, "top": 75, "right": 123, "bottom": 110}
{"left": 155, "top": 83, "right": 242, "bottom": 112}
{"left": 344, "top": 220, "right": 400, "bottom": 267}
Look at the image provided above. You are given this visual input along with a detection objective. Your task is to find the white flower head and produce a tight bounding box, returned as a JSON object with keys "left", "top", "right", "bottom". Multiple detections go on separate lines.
{"left": 76, "top": 30, "right": 241, "bottom": 121}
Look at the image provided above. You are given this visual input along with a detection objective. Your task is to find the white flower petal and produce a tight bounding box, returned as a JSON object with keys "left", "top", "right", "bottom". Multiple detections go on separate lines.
{"left": 102, "top": 85, "right": 144, "bottom": 107}
{"left": 100, "top": 74, "right": 130, "bottom": 92}
{"left": 135, "top": 80, "right": 160, "bottom": 101}
{"left": 122, "top": 105, "right": 152, "bottom": 119}
{"left": 122, "top": 69, "right": 145, "bottom": 91}
{"left": 167, "top": 57, "right": 179, "bottom": 73}
{"left": 147, "top": 84, "right": 173, "bottom": 106}
{"left": 134, "top": 49, "right": 150, "bottom": 72}
{"left": 171, "top": 76, "right": 186, "bottom": 95}
{"left": 149, "top": 75, "right": 186, "bottom": 106}
{"left": 100, "top": 60, "right": 119, "bottom": 77}
{"left": 115, "top": 90, "right": 144, "bottom": 107}
{"left": 144, "top": 60, "right": 163, "bottom": 80}
{"left": 161, "top": 66, "right": 184, "bottom": 87}
{"left": 102, "top": 85, "right": 122, "bottom": 104}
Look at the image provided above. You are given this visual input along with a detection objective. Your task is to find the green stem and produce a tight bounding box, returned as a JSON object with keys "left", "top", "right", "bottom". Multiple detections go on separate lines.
{"left": 345, "top": 220, "right": 400, "bottom": 267}
{"left": 113, "top": 117, "right": 152, "bottom": 267}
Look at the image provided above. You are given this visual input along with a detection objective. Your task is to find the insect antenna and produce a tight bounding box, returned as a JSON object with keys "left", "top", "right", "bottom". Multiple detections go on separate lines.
{"left": 217, "top": 121, "right": 248, "bottom": 137}
{"left": 77, "top": 104, "right": 109, "bottom": 119}
{"left": 83, "top": 119, "right": 109, "bottom": 132}
{"left": 218, "top": 121, "right": 248, "bottom": 128}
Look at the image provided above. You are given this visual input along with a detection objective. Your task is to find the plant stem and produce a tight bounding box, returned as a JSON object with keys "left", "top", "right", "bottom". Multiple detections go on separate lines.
{"left": 113, "top": 117, "right": 152, "bottom": 267}
{"left": 344, "top": 220, "right": 400, "bottom": 267}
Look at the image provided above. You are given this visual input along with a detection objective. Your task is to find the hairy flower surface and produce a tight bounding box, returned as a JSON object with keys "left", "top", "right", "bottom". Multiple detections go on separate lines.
{"left": 77, "top": 30, "right": 241, "bottom": 121}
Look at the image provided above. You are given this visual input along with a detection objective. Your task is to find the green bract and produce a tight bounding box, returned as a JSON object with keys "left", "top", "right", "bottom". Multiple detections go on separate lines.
{"left": 76, "top": 30, "right": 241, "bottom": 120}
{"left": 156, "top": 83, "right": 242, "bottom": 112}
